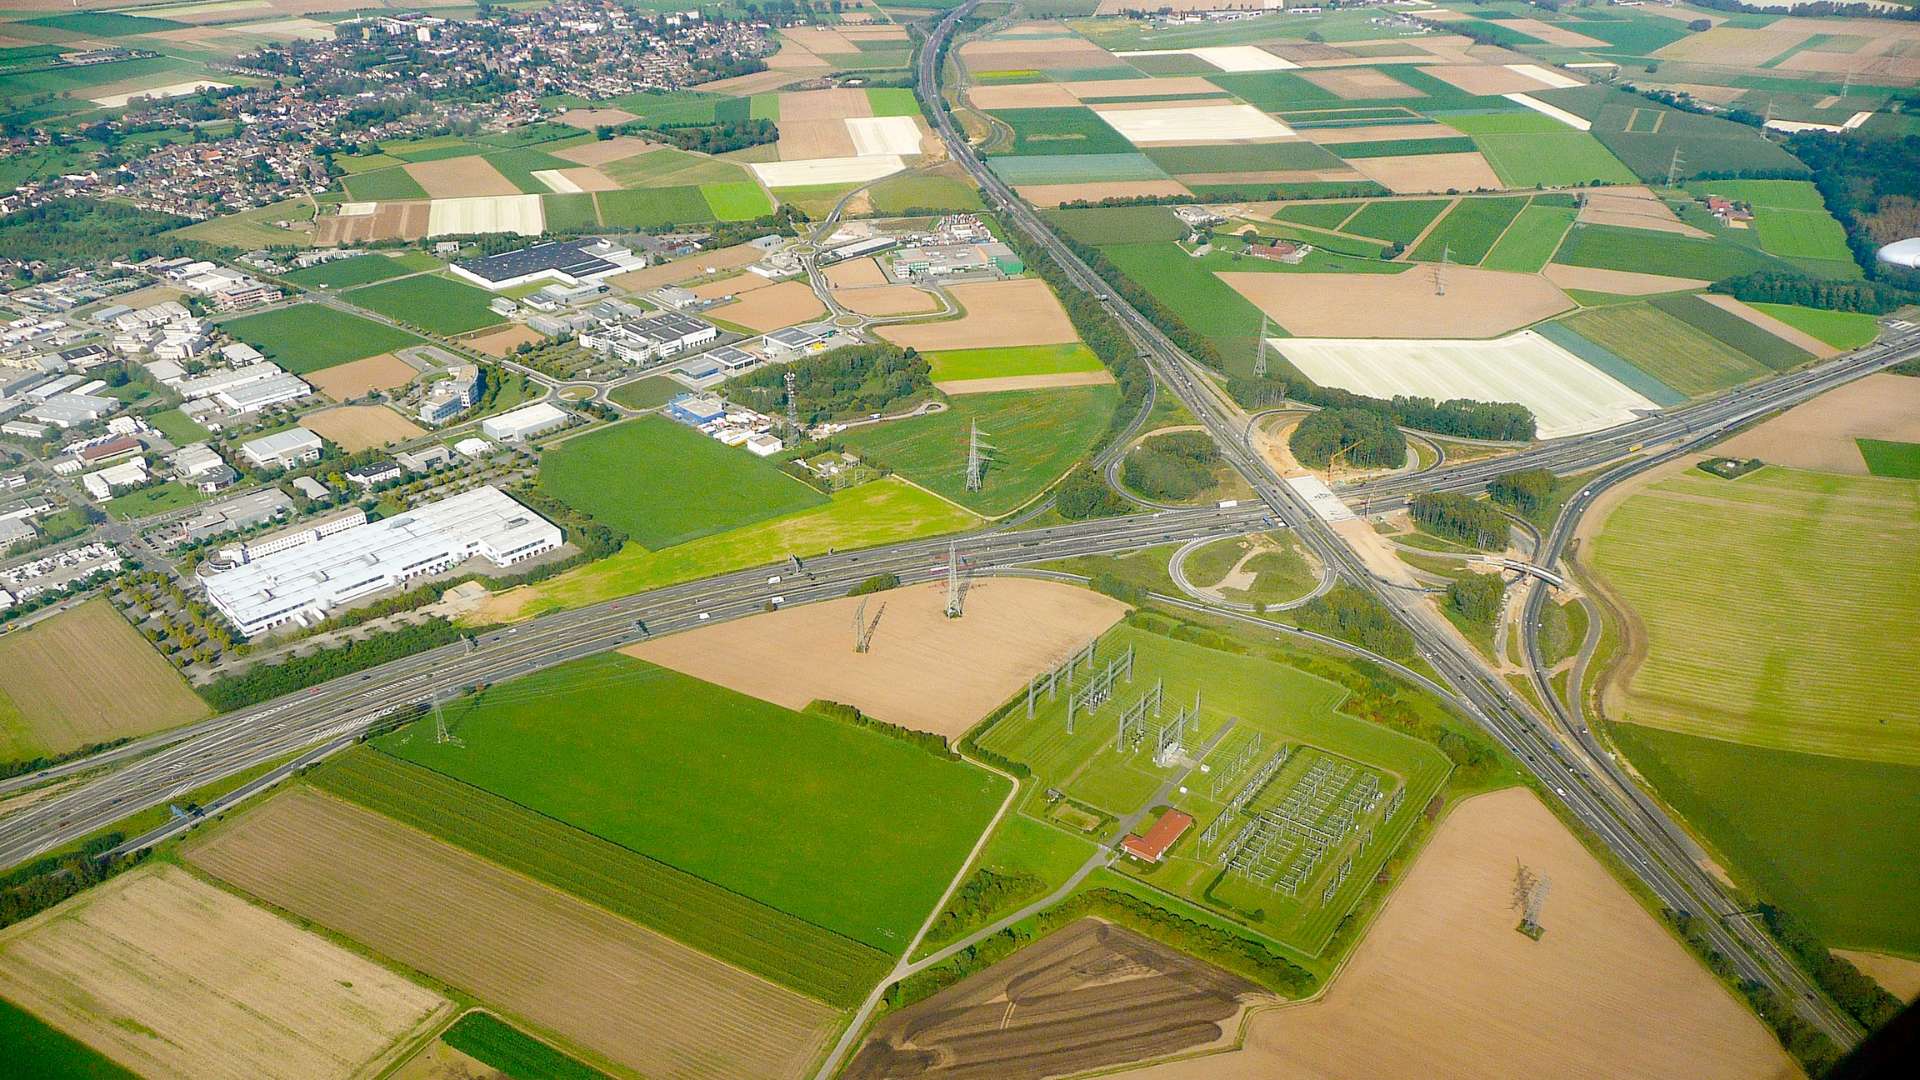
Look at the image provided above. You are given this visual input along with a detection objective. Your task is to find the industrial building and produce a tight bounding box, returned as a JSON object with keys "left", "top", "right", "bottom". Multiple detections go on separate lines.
{"left": 1121, "top": 809, "right": 1193, "bottom": 864}
{"left": 451, "top": 238, "right": 643, "bottom": 292}
{"left": 580, "top": 312, "right": 718, "bottom": 366}
{"left": 239, "top": 428, "right": 324, "bottom": 469}
{"left": 81, "top": 458, "right": 149, "bottom": 500}
{"left": 215, "top": 372, "right": 311, "bottom": 413}
{"left": 418, "top": 364, "right": 482, "bottom": 424}
{"left": 165, "top": 488, "right": 295, "bottom": 547}
{"left": 202, "top": 485, "right": 562, "bottom": 635}
{"left": 481, "top": 401, "right": 568, "bottom": 442}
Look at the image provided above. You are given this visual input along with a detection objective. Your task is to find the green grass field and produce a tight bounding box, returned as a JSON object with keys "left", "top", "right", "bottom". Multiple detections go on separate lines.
{"left": 974, "top": 623, "right": 1450, "bottom": 955}
{"left": 338, "top": 166, "right": 429, "bottom": 202}
{"left": 994, "top": 106, "right": 1136, "bottom": 155}
{"left": 1045, "top": 205, "right": 1186, "bottom": 246}
{"left": 478, "top": 147, "right": 577, "bottom": 194}
{"left": 1579, "top": 91, "right": 1810, "bottom": 182}
{"left": 1439, "top": 112, "right": 1567, "bottom": 135}
{"left": 542, "top": 191, "right": 599, "bottom": 230}
{"left": 866, "top": 87, "right": 920, "bottom": 116}
{"left": 1748, "top": 303, "right": 1880, "bottom": 350}
{"left": 1480, "top": 202, "right": 1577, "bottom": 273}
{"left": 344, "top": 275, "right": 504, "bottom": 336}
{"left": 1857, "top": 439, "right": 1920, "bottom": 480}
{"left": 1553, "top": 222, "right": 1781, "bottom": 280}
{"left": 925, "top": 344, "right": 1105, "bottom": 382}
{"left": 1610, "top": 722, "right": 1920, "bottom": 955}
{"left": 381, "top": 652, "right": 1009, "bottom": 952}
{"left": 838, "top": 385, "right": 1118, "bottom": 515}
{"left": 986, "top": 152, "right": 1168, "bottom": 185}
{"left": 1145, "top": 141, "right": 1344, "bottom": 173}
{"left": 103, "top": 482, "right": 204, "bottom": 520}
{"left": 1648, "top": 294, "right": 1812, "bottom": 371}
{"left": 868, "top": 173, "right": 985, "bottom": 214}
{"left": 1592, "top": 466, "right": 1920, "bottom": 763}
{"left": 538, "top": 417, "right": 827, "bottom": 549}
{"left": 1556, "top": 303, "right": 1768, "bottom": 397}
{"left": 222, "top": 305, "right": 423, "bottom": 374}
{"left": 595, "top": 185, "right": 714, "bottom": 228}
{"left": 1410, "top": 196, "right": 1528, "bottom": 265}
{"left": 606, "top": 375, "right": 682, "bottom": 410}
{"left": 1751, "top": 207, "right": 1854, "bottom": 263}
{"left": 1698, "top": 179, "right": 1827, "bottom": 211}
{"left": 1271, "top": 201, "right": 1360, "bottom": 230}
{"left": 440, "top": 1012, "right": 607, "bottom": 1080}
{"left": 477, "top": 478, "right": 979, "bottom": 620}
{"left": 145, "top": 407, "right": 208, "bottom": 445}
{"left": 700, "top": 181, "right": 773, "bottom": 221}
{"left": 283, "top": 254, "right": 411, "bottom": 290}
{"left": 1327, "top": 136, "right": 1477, "bottom": 159}
{"left": 1338, "top": 198, "right": 1448, "bottom": 245}
{"left": 1099, "top": 241, "right": 1285, "bottom": 376}
{"left": 313, "top": 748, "right": 888, "bottom": 1004}
{"left": 1471, "top": 132, "right": 1636, "bottom": 188}
{"left": 0, "top": 997, "right": 135, "bottom": 1079}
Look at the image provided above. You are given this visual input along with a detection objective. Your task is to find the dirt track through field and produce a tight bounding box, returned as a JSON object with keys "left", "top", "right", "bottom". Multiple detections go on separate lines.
{"left": 306, "top": 352, "right": 418, "bottom": 398}
{"left": 0, "top": 865, "right": 450, "bottom": 1080}
{"left": 846, "top": 918, "right": 1264, "bottom": 1080}
{"left": 1716, "top": 372, "right": 1920, "bottom": 474}
{"left": 627, "top": 578, "right": 1126, "bottom": 738}
{"left": 1108, "top": 787, "right": 1797, "bottom": 1080}
{"left": 187, "top": 787, "right": 838, "bottom": 1080}
{"left": 1223, "top": 267, "right": 1571, "bottom": 338}
{"left": 879, "top": 278, "right": 1079, "bottom": 351}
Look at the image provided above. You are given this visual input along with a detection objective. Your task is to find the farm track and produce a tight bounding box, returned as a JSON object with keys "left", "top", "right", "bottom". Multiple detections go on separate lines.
{"left": 186, "top": 787, "right": 838, "bottom": 1080}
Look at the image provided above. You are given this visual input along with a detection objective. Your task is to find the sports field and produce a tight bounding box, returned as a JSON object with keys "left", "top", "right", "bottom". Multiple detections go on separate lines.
{"left": 464, "top": 477, "right": 979, "bottom": 623}
{"left": 345, "top": 274, "right": 505, "bottom": 336}
{"left": 222, "top": 304, "right": 424, "bottom": 374}
{"left": 187, "top": 788, "right": 835, "bottom": 1080}
{"left": 378, "top": 652, "right": 1008, "bottom": 951}
{"left": 538, "top": 417, "right": 827, "bottom": 549}
{"left": 0, "top": 598, "right": 208, "bottom": 762}
{"left": 0, "top": 865, "right": 449, "bottom": 1080}
{"left": 310, "top": 748, "right": 888, "bottom": 1004}
{"left": 839, "top": 385, "right": 1119, "bottom": 515}
{"left": 1591, "top": 466, "right": 1920, "bottom": 764}
{"left": 975, "top": 623, "right": 1450, "bottom": 955}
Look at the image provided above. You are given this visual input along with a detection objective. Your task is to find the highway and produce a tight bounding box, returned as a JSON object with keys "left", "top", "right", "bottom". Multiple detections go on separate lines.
{"left": 914, "top": 0, "right": 1882, "bottom": 1047}
{"left": 0, "top": 502, "right": 1270, "bottom": 868}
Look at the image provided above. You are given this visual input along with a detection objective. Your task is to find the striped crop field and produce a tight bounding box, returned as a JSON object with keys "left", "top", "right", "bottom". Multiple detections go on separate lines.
{"left": 1591, "top": 466, "right": 1920, "bottom": 763}
{"left": 309, "top": 748, "right": 889, "bottom": 1005}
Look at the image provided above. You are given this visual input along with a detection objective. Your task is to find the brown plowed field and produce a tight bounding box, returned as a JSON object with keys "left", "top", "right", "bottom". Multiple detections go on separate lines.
{"left": 306, "top": 352, "right": 418, "bottom": 398}
{"left": 1107, "top": 788, "right": 1798, "bottom": 1080}
{"left": 463, "top": 323, "right": 547, "bottom": 358}
{"left": 187, "top": 788, "right": 839, "bottom": 1080}
{"left": 609, "top": 242, "right": 762, "bottom": 292}
{"left": 315, "top": 202, "right": 429, "bottom": 245}
{"left": 708, "top": 279, "right": 827, "bottom": 332}
{"left": 1221, "top": 267, "right": 1571, "bottom": 338}
{"left": 1349, "top": 151, "right": 1503, "bottom": 194}
{"left": 878, "top": 278, "right": 1079, "bottom": 351}
{"left": 1576, "top": 186, "right": 1709, "bottom": 237}
{"left": 0, "top": 597, "right": 207, "bottom": 760}
{"left": 780, "top": 87, "right": 873, "bottom": 120}
{"left": 969, "top": 83, "right": 1080, "bottom": 109}
{"left": 1541, "top": 264, "right": 1710, "bottom": 296}
{"left": 554, "top": 136, "right": 656, "bottom": 167}
{"left": 692, "top": 271, "right": 776, "bottom": 299}
{"left": 835, "top": 284, "right": 941, "bottom": 316}
{"left": 846, "top": 918, "right": 1263, "bottom": 1080}
{"left": 405, "top": 157, "right": 521, "bottom": 199}
{"left": 1303, "top": 122, "right": 1462, "bottom": 144}
{"left": 1066, "top": 76, "right": 1226, "bottom": 99}
{"left": 1422, "top": 63, "right": 1557, "bottom": 95}
{"left": 1716, "top": 372, "right": 1920, "bottom": 475}
{"left": 778, "top": 119, "right": 859, "bottom": 161}
{"left": 625, "top": 578, "right": 1125, "bottom": 739}
{"left": 554, "top": 107, "right": 639, "bottom": 130}
{"left": 299, "top": 405, "right": 426, "bottom": 452}
{"left": 0, "top": 865, "right": 450, "bottom": 1080}
{"left": 937, "top": 371, "right": 1116, "bottom": 394}
{"left": 1299, "top": 67, "right": 1420, "bottom": 99}
{"left": 824, "top": 256, "right": 889, "bottom": 287}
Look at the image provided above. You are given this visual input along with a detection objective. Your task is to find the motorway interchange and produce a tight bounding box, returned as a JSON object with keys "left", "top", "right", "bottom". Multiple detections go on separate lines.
{"left": 6, "top": 2, "right": 1920, "bottom": 1058}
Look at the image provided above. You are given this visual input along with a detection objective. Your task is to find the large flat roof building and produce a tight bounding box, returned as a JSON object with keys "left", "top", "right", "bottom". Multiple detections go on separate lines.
{"left": 481, "top": 401, "right": 568, "bottom": 442}
{"left": 202, "top": 485, "right": 561, "bottom": 636}
{"left": 239, "top": 428, "right": 324, "bottom": 469}
{"left": 451, "top": 238, "right": 641, "bottom": 292}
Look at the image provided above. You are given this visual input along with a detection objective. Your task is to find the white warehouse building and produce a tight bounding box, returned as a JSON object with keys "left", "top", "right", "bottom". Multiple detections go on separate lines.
{"left": 481, "top": 401, "right": 568, "bottom": 442}
{"left": 202, "top": 485, "right": 562, "bottom": 635}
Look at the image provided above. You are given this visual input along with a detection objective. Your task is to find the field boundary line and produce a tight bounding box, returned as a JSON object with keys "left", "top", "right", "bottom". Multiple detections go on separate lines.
{"left": 1398, "top": 196, "right": 1459, "bottom": 259}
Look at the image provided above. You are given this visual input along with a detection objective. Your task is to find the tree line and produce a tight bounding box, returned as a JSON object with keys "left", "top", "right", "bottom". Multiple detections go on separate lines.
{"left": 199, "top": 619, "right": 469, "bottom": 712}
{"left": 1295, "top": 585, "right": 1415, "bottom": 662}
{"left": 1487, "top": 468, "right": 1557, "bottom": 517}
{"left": 1712, "top": 269, "right": 1912, "bottom": 314}
{"left": 632, "top": 118, "right": 778, "bottom": 155}
{"left": 1122, "top": 431, "right": 1221, "bottom": 502}
{"left": 727, "top": 343, "right": 932, "bottom": 424}
{"left": 1290, "top": 408, "right": 1406, "bottom": 469}
{"left": 1446, "top": 573, "right": 1505, "bottom": 627}
{"left": 1410, "top": 491, "right": 1510, "bottom": 550}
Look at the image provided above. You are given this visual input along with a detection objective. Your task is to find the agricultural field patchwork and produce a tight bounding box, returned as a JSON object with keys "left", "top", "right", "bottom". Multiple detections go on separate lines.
{"left": 221, "top": 304, "right": 424, "bottom": 374}
{"left": 344, "top": 274, "right": 506, "bottom": 336}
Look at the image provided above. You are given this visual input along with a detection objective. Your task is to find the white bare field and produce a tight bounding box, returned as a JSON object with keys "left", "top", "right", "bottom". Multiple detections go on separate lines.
{"left": 92, "top": 80, "right": 233, "bottom": 106}
{"left": 532, "top": 169, "right": 582, "bottom": 193}
{"left": 1117, "top": 45, "right": 1299, "bottom": 72}
{"left": 1096, "top": 104, "right": 1293, "bottom": 144}
{"left": 426, "top": 195, "right": 543, "bottom": 237}
{"left": 751, "top": 155, "right": 906, "bottom": 187}
{"left": 1273, "top": 331, "right": 1657, "bottom": 438}
{"left": 1505, "top": 64, "right": 1584, "bottom": 89}
{"left": 845, "top": 116, "right": 924, "bottom": 157}
{"left": 1504, "top": 92, "right": 1591, "bottom": 130}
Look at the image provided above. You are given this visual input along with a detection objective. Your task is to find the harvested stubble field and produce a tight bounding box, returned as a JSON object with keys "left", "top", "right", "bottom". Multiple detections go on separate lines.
{"left": 297, "top": 404, "right": 425, "bottom": 452}
{"left": 1220, "top": 266, "right": 1571, "bottom": 338}
{"left": 303, "top": 353, "right": 416, "bottom": 399}
{"left": 629, "top": 578, "right": 1127, "bottom": 739}
{"left": 833, "top": 283, "right": 941, "bottom": 316}
{"left": 1591, "top": 464, "right": 1920, "bottom": 764}
{"left": 707, "top": 279, "right": 828, "bottom": 332}
{"left": 403, "top": 155, "right": 520, "bottom": 198}
{"left": 461, "top": 323, "right": 545, "bottom": 358}
{"left": 1108, "top": 788, "right": 1794, "bottom": 1080}
{"left": 878, "top": 278, "right": 1079, "bottom": 351}
{"left": 1348, "top": 151, "right": 1503, "bottom": 194}
{"left": 188, "top": 788, "right": 837, "bottom": 1080}
{"left": 1718, "top": 374, "right": 1920, "bottom": 474}
{"left": 0, "top": 598, "right": 207, "bottom": 761}
{"left": 848, "top": 918, "right": 1264, "bottom": 1080}
{"left": 379, "top": 652, "right": 1009, "bottom": 951}
{"left": 311, "top": 748, "right": 888, "bottom": 1005}
{"left": 606, "top": 241, "right": 761, "bottom": 292}
{"left": 0, "top": 865, "right": 451, "bottom": 1080}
